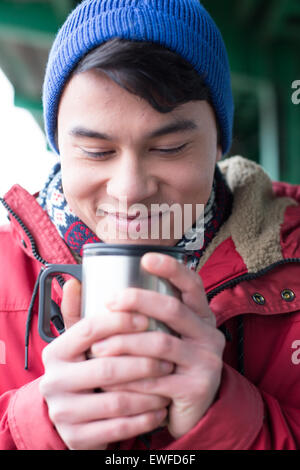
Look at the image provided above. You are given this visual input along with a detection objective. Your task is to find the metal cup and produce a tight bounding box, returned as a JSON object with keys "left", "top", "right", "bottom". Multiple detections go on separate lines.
{"left": 38, "top": 244, "right": 186, "bottom": 343}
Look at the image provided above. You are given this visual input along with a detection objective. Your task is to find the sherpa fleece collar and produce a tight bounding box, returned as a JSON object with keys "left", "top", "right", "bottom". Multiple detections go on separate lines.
{"left": 198, "top": 156, "right": 297, "bottom": 274}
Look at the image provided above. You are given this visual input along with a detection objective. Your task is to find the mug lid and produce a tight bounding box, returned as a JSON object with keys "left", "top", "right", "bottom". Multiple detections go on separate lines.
{"left": 83, "top": 243, "right": 186, "bottom": 258}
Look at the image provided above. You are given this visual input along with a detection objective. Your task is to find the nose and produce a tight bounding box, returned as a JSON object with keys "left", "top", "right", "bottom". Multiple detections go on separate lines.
{"left": 106, "top": 152, "right": 158, "bottom": 206}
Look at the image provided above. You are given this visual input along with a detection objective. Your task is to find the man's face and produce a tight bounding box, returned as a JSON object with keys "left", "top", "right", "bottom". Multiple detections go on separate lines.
{"left": 57, "top": 69, "right": 222, "bottom": 246}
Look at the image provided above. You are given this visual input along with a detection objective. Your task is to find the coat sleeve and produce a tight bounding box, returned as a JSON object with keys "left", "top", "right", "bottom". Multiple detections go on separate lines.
{"left": 162, "top": 364, "right": 299, "bottom": 450}
{"left": 0, "top": 379, "right": 67, "bottom": 450}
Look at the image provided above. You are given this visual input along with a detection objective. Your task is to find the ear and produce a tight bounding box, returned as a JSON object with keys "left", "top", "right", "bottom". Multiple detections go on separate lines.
{"left": 216, "top": 144, "right": 222, "bottom": 163}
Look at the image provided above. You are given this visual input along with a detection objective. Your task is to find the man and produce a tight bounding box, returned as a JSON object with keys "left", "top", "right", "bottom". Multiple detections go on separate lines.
{"left": 0, "top": 0, "right": 299, "bottom": 450}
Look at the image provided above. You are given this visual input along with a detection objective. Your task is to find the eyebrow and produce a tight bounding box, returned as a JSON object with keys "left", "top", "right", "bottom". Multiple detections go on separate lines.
{"left": 68, "top": 119, "right": 198, "bottom": 141}
{"left": 147, "top": 119, "right": 198, "bottom": 138}
{"left": 69, "top": 127, "right": 111, "bottom": 140}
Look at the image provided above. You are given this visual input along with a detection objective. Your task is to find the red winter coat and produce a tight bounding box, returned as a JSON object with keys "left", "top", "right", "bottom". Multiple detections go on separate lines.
{"left": 0, "top": 156, "right": 300, "bottom": 450}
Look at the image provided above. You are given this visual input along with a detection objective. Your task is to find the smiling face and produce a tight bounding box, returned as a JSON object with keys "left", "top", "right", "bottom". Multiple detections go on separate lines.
{"left": 57, "top": 69, "right": 222, "bottom": 246}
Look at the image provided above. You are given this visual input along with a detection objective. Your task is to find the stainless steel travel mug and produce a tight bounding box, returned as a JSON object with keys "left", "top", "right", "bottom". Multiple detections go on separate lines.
{"left": 38, "top": 244, "right": 186, "bottom": 343}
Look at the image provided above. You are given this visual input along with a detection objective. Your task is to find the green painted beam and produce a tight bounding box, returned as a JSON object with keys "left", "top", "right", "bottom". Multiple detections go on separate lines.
{"left": 232, "top": 73, "right": 280, "bottom": 180}
{"left": 261, "top": 0, "right": 300, "bottom": 42}
{"left": 203, "top": 0, "right": 271, "bottom": 80}
{"left": 14, "top": 94, "right": 42, "bottom": 113}
{"left": 14, "top": 94, "right": 44, "bottom": 131}
{"left": 51, "top": 0, "right": 77, "bottom": 20}
{"left": 271, "top": 43, "right": 300, "bottom": 183}
{"left": 237, "top": 0, "right": 262, "bottom": 22}
{"left": 0, "top": 1, "right": 59, "bottom": 47}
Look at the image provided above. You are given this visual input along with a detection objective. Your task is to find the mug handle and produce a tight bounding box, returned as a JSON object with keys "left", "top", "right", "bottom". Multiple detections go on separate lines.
{"left": 38, "top": 264, "right": 82, "bottom": 343}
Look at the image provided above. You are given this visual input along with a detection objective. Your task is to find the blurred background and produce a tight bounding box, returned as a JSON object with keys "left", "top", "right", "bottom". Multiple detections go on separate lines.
{"left": 0, "top": 0, "right": 300, "bottom": 224}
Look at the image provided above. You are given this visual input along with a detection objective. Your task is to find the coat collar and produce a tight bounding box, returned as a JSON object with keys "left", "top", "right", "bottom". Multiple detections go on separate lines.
{"left": 198, "top": 156, "right": 299, "bottom": 287}
{"left": 2, "top": 184, "right": 77, "bottom": 267}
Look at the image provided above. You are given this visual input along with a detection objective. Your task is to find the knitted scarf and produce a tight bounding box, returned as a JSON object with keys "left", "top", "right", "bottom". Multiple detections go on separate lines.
{"left": 37, "top": 163, "right": 233, "bottom": 270}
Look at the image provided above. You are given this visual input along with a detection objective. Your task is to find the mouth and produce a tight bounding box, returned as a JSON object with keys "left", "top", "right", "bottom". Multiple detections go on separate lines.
{"left": 113, "top": 212, "right": 142, "bottom": 220}
{"left": 106, "top": 211, "right": 163, "bottom": 221}
{"left": 103, "top": 210, "right": 165, "bottom": 234}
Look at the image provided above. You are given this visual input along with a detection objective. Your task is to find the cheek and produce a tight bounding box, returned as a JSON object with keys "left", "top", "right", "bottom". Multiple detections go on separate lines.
{"left": 60, "top": 161, "right": 81, "bottom": 200}
{"left": 62, "top": 178, "right": 85, "bottom": 204}
{"left": 171, "top": 163, "right": 215, "bottom": 205}
{"left": 60, "top": 162, "right": 95, "bottom": 218}
{"left": 60, "top": 155, "right": 99, "bottom": 199}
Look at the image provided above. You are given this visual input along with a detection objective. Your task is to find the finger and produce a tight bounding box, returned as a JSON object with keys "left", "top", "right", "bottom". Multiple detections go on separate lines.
{"left": 61, "top": 408, "right": 168, "bottom": 450}
{"left": 61, "top": 279, "right": 82, "bottom": 330}
{"left": 106, "top": 287, "right": 213, "bottom": 339}
{"left": 142, "top": 253, "right": 213, "bottom": 323}
{"left": 50, "top": 391, "right": 170, "bottom": 424}
{"left": 91, "top": 331, "right": 189, "bottom": 366}
{"left": 42, "top": 311, "right": 149, "bottom": 362}
{"left": 104, "top": 374, "right": 178, "bottom": 398}
{"left": 43, "top": 356, "right": 174, "bottom": 392}
{"left": 91, "top": 327, "right": 225, "bottom": 376}
{"left": 103, "top": 347, "right": 225, "bottom": 397}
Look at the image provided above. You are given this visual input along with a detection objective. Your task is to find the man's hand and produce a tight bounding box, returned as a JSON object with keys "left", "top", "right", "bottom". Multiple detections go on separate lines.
{"left": 39, "top": 282, "right": 171, "bottom": 450}
{"left": 91, "top": 252, "right": 226, "bottom": 440}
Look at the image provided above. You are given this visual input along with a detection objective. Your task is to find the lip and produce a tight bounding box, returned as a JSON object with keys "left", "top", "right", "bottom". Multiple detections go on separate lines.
{"left": 106, "top": 211, "right": 163, "bottom": 220}
{"left": 105, "top": 211, "right": 163, "bottom": 233}
{"left": 113, "top": 212, "right": 142, "bottom": 220}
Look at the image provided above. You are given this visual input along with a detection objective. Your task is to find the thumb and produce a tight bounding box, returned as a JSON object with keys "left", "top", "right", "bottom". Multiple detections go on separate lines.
{"left": 61, "top": 278, "right": 82, "bottom": 330}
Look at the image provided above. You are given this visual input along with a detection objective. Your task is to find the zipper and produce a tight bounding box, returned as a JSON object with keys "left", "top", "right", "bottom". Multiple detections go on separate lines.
{"left": 0, "top": 196, "right": 49, "bottom": 265}
{"left": 207, "top": 257, "right": 300, "bottom": 377}
{"left": 206, "top": 257, "right": 300, "bottom": 302}
{"left": 0, "top": 196, "right": 65, "bottom": 286}
{"left": 0, "top": 196, "right": 66, "bottom": 369}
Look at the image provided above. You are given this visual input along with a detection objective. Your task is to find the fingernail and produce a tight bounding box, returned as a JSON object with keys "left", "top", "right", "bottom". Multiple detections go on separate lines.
{"left": 160, "top": 361, "right": 173, "bottom": 373}
{"left": 132, "top": 314, "right": 148, "bottom": 329}
{"left": 144, "top": 253, "right": 164, "bottom": 268}
{"left": 156, "top": 408, "right": 167, "bottom": 420}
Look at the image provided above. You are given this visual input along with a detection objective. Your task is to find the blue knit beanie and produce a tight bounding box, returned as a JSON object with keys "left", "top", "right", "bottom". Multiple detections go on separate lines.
{"left": 43, "top": 0, "right": 234, "bottom": 155}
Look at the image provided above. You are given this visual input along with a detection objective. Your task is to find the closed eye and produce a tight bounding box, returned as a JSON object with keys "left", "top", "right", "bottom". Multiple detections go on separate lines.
{"left": 151, "top": 143, "right": 188, "bottom": 154}
{"left": 81, "top": 149, "right": 115, "bottom": 159}
{"left": 80, "top": 143, "right": 188, "bottom": 159}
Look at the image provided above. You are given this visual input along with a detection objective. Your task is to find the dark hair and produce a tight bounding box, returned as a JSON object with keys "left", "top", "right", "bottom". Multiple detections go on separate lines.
{"left": 68, "top": 38, "right": 221, "bottom": 142}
